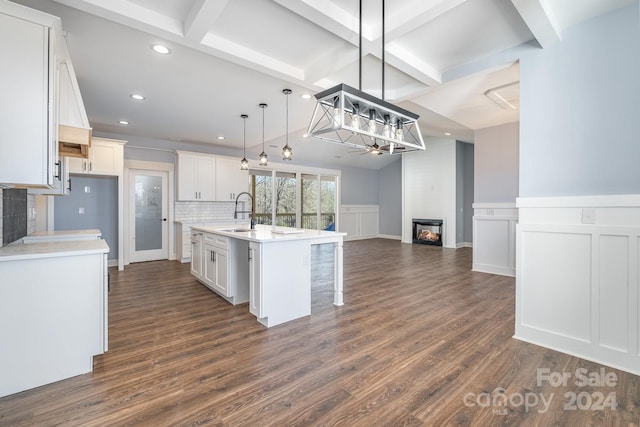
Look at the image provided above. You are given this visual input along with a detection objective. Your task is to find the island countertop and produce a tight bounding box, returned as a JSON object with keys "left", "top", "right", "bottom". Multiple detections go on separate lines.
{"left": 191, "top": 224, "right": 346, "bottom": 243}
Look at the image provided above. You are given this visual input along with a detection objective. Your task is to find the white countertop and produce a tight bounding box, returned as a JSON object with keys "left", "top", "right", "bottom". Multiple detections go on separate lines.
{"left": 24, "top": 229, "right": 102, "bottom": 238}
{"left": 191, "top": 224, "right": 345, "bottom": 243}
{"left": 0, "top": 239, "right": 109, "bottom": 262}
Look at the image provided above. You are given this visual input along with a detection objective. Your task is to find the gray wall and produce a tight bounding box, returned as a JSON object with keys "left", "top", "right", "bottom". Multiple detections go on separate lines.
{"left": 377, "top": 159, "right": 401, "bottom": 236}
{"left": 456, "top": 141, "right": 474, "bottom": 244}
{"left": 340, "top": 166, "right": 379, "bottom": 204}
{"left": 54, "top": 175, "right": 118, "bottom": 260}
{"left": 519, "top": 3, "right": 640, "bottom": 197}
{"left": 474, "top": 122, "right": 519, "bottom": 203}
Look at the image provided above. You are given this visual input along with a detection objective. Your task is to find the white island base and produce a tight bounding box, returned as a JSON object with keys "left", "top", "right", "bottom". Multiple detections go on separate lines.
{"left": 191, "top": 225, "right": 345, "bottom": 327}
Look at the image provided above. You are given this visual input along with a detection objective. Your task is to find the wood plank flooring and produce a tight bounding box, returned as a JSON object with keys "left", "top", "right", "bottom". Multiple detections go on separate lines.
{"left": 1, "top": 239, "right": 638, "bottom": 426}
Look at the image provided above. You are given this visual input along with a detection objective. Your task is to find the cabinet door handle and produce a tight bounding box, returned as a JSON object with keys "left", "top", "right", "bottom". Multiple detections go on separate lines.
{"left": 54, "top": 161, "right": 62, "bottom": 180}
{"left": 89, "top": 162, "right": 93, "bottom": 172}
{"left": 67, "top": 178, "right": 72, "bottom": 192}
{"left": 83, "top": 160, "right": 87, "bottom": 172}
{"left": 248, "top": 247, "right": 252, "bottom": 261}
{"left": 212, "top": 251, "right": 216, "bottom": 262}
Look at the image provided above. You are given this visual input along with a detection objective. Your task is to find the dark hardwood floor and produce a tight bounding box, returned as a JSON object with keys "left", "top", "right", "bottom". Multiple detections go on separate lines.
{"left": 1, "top": 239, "right": 638, "bottom": 426}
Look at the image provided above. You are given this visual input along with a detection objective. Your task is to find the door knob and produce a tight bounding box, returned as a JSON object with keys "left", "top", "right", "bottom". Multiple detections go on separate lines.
{"left": 162, "top": 218, "right": 167, "bottom": 221}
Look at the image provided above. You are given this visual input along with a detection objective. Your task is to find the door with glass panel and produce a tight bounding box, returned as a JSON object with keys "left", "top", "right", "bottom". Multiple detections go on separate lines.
{"left": 129, "top": 170, "right": 168, "bottom": 262}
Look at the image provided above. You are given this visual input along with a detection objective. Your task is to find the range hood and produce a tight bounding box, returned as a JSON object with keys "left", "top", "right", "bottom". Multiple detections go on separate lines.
{"left": 58, "top": 124, "right": 91, "bottom": 158}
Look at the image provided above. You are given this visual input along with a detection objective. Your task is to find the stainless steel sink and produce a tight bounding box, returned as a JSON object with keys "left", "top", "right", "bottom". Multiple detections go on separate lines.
{"left": 221, "top": 228, "right": 252, "bottom": 233}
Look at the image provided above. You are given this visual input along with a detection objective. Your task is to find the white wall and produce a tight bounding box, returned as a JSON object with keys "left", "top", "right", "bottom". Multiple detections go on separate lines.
{"left": 402, "top": 138, "right": 457, "bottom": 248}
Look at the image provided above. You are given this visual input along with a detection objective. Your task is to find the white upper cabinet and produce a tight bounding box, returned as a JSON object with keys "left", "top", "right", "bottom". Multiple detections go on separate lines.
{"left": 68, "top": 137, "right": 125, "bottom": 176}
{"left": 0, "top": 2, "right": 92, "bottom": 188}
{"left": 0, "top": 4, "right": 58, "bottom": 188}
{"left": 176, "top": 151, "right": 215, "bottom": 201}
{"left": 215, "top": 156, "right": 249, "bottom": 201}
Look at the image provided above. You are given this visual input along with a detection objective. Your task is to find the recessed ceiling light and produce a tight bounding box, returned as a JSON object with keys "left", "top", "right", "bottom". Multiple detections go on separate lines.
{"left": 130, "top": 94, "right": 145, "bottom": 100}
{"left": 151, "top": 44, "right": 170, "bottom": 55}
{"left": 444, "top": 132, "right": 451, "bottom": 136}
{"left": 301, "top": 94, "right": 312, "bottom": 100}
{"left": 217, "top": 136, "right": 225, "bottom": 140}
{"left": 118, "top": 120, "right": 129, "bottom": 125}
{"left": 334, "top": 155, "right": 341, "bottom": 159}
{"left": 269, "top": 144, "right": 278, "bottom": 148}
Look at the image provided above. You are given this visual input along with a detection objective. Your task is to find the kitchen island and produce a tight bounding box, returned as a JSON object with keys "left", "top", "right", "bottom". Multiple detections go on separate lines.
{"left": 190, "top": 224, "right": 345, "bottom": 327}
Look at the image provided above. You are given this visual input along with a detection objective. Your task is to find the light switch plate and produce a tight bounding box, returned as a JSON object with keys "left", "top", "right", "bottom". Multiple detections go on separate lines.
{"left": 582, "top": 208, "right": 596, "bottom": 224}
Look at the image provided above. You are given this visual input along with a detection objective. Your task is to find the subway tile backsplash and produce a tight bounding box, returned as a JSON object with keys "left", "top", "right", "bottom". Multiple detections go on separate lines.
{"left": 174, "top": 201, "right": 241, "bottom": 222}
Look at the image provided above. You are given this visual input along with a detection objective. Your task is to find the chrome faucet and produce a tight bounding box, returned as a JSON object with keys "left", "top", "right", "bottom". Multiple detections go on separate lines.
{"left": 234, "top": 192, "right": 255, "bottom": 230}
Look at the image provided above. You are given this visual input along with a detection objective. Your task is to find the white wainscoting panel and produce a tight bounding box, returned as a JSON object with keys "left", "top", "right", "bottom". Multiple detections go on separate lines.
{"left": 472, "top": 203, "right": 518, "bottom": 276}
{"left": 515, "top": 194, "right": 640, "bottom": 375}
{"left": 339, "top": 205, "right": 379, "bottom": 241}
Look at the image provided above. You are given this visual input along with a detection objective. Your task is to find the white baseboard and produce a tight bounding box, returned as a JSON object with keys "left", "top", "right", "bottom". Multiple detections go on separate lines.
{"left": 472, "top": 263, "right": 515, "bottom": 277}
{"left": 108, "top": 259, "right": 118, "bottom": 268}
{"left": 456, "top": 241, "right": 472, "bottom": 248}
{"left": 377, "top": 234, "right": 401, "bottom": 240}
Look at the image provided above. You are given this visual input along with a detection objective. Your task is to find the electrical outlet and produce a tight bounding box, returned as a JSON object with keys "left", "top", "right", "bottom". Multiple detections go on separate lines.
{"left": 582, "top": 208, "right": 596, "bottom": 224}
{"left": 84, "top": 186, "right": 91, "bottom": 193}
{"left": 78, "top": 207, "right": 85, "bottom": 215}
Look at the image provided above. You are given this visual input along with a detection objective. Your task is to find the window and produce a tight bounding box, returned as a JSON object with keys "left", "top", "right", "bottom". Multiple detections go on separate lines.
{"left": 250, "top": 167, "right": 338, "bottom": 230}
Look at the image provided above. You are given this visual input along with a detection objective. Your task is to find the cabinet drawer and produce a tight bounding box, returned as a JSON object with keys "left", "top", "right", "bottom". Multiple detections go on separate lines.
{"left": 203, "top": 233, "right": 228, "bottom": 250}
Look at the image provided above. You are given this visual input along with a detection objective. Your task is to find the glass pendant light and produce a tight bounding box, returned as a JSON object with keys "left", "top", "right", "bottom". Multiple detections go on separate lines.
{"left": 282, "top": 89, "right": 293, "bottom": 160}
{"left": 240, "top": 114, "right": 249, "bottom": 170}
{"left": 259, "top": 103, "right": 268, "bottom": 166}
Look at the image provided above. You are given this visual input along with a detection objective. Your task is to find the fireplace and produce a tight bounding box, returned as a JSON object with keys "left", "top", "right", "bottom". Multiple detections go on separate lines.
{"left": 412, "top": 218, "right": 443, "bottom": 246}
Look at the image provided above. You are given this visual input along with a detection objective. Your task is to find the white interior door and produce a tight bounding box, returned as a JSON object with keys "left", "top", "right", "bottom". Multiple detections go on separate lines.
{"left": 129, "top": 170, "right": 168, "bottom": 262}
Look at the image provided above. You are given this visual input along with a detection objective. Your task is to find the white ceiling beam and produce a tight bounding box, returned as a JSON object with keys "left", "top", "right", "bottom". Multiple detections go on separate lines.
{"left": 384, "top": 43, "right": 442, "bottom": 88}
{"left": 273, "top": 0, "right": 373, "bottom": 43}
{"left": 51, "top": 0, "right": 183, "bottom": 35}
{"left": 509, "top": 0, "right": 561, "bottom": 48}
{"left": 200, "top": 33, "right": 305, "bottom": 82}
{"left": 184, "top": 0, "right": 230, "bottom": 42}
{"left": 442, "top": 41, "right": 537, "bottom": 82}
{"left": 381, "top": 0, "right": 468, "bottom": 41}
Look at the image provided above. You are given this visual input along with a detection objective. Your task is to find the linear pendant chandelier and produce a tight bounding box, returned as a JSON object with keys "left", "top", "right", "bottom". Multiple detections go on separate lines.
{"left": 305, "top": 0, "right": 425, "bottom": 154}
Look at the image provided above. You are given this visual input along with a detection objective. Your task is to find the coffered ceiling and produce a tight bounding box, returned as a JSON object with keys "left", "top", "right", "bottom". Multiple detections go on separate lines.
{"left": 11, "top": 0, "right": 634, "bottom": 169}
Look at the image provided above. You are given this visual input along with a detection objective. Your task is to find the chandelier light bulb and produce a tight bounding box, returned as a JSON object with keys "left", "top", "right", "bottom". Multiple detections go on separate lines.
{"left": 395, "top": 120, "right": 404, "bottom": 142}
{"left": 382, "top": 115, "right": 392, "bottom": 139}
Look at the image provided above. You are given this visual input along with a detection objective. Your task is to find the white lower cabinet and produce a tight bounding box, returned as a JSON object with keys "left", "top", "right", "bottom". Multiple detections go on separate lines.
{"left": 191, "top": 231, "right": 248, "bottom": 305}
{"left": 190, "top": 231, "right": 202, "bottom": 277}
{"left": 0, "top": 242, "right": 109, "bottom": 398}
